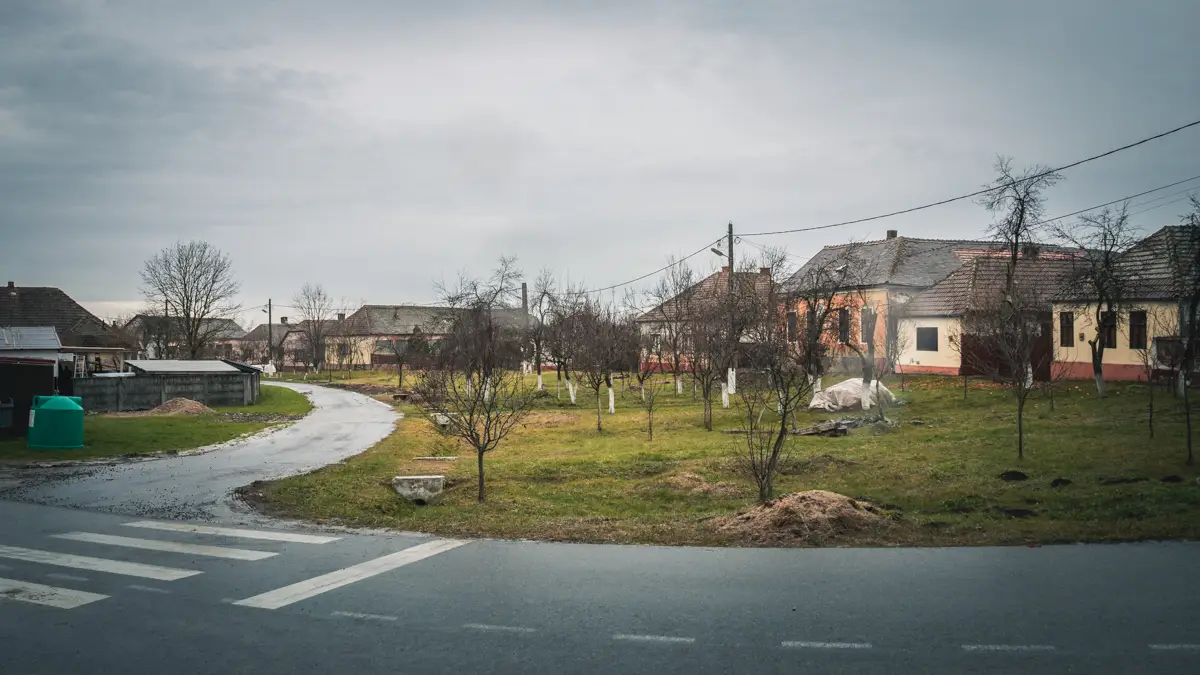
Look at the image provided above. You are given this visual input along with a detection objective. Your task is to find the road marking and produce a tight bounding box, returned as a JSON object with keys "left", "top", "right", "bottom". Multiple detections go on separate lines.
{"left": 45, "top": 573, "right": 90, "bottom": 583}
{"left": 126, "top": 584, "right": 172, "bottom": 594}
{"left": 1150, "top": 644, "right": 1200, "bottom": 651}
{"left": 782, "top": 641, "right": 872, "bottom": 649}
{"left": 0, "top": 544, "right": 201, "bottom": 581}
{"left": 53, "top": 532, "right": 277, "bottom": 561}
{"left": 613, "top": 634, "right": 696, "bottom": 644}
{"left": 961, "top": 644, "right": 1057, "bottom": 652}
{"left": 124, "top": 521, "right": 340, "bottom": 544}
{"left": 463, "top": 623, "right": 538, "bottom": 634}
{"left": 0, "top": 577, "right": 108, "bottom": 609}
{"left": 233, "top": 539, "right": 468, "bottom": 609}
{"left": 332, "top": 610, "right": 398, "bottom": 622}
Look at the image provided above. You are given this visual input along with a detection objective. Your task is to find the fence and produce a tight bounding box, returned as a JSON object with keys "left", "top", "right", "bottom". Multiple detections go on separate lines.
{"left": 73, "top": 373, "right": 260, "bottom": 413}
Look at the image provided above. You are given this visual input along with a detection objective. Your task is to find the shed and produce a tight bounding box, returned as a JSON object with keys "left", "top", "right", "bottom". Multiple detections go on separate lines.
{"left": 71, "top": 359, "right": 260, "bottom": 412}
{"left": 125, "top": 360, "right": 242, "bottom": 375}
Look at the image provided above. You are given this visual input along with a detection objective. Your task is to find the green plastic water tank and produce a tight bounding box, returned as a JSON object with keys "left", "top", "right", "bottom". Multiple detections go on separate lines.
{"left": 27, "top": 395, "right": 85, "bottom": 450}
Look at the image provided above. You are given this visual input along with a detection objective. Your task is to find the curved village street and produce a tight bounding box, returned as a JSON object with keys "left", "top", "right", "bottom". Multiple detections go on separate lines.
{"left": 0, "top": 383, "right": 397, "bottom": 521}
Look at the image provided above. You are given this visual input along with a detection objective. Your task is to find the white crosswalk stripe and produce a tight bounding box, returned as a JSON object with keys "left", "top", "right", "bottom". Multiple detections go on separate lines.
{"left": 0, "top": 544, "right": 201, "bottom": 581}
{"left": 51, "top": 532, "right": 278, "bottom": 561}
{"left": 0, "top": 577, "right": 108, "bottom": 609}
{"left": 123, "top": 521, "right": 340, "bottom": 544}
{"left": 234, "top": 539, "right": 467, "bottom": 609}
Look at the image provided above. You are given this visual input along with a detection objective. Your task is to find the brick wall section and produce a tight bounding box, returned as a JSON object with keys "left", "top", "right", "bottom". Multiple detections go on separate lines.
{"left": 73, "top": 373, "right": 259, "bottom": 412}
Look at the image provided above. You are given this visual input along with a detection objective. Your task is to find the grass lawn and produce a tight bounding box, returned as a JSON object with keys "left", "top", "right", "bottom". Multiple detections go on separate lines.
{"left": 0, "top": 385, "right": 312, "bottom": 464}
{"left": 216, "top": 383, "right": 314, "bottom": 416}
{"left": 248, "top": 375, "right": 1200, "bottom": 547}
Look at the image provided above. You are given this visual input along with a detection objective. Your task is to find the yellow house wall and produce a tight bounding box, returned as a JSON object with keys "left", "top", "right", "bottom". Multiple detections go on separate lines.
{"left": 1052, "top": 301, "right": 1178, "bottom": 366}
{"left": 897, "top": 316, "right": 962, "bottom": 370}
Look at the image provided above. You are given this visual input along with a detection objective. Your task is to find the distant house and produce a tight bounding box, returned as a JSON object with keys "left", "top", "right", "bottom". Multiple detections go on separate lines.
{"left": 124, "top": 315, "right": 244, "bottom": 360}
{"left": 1052, "top": 225, "right": 1189, "bottom": 381}
{"left": 334, "top": 304, "right": 530, "bottom": 370}
{"left": 899, "top": 255, "right": 1077, "bottom": 377}
{"left": 783, "top": 231, "right": 1075, "bottom": 372}
{"left": 0, "top": 281, "right": 134, "bottom": 374}
{"left": 235, "top": 321, "right": 305, "bottom": 365}
{"left": 636, "top": 265, "right": 774, "bottom": 372}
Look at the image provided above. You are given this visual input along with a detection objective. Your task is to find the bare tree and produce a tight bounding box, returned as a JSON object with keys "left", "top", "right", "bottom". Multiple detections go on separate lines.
{"left": 644, "top": 259, "right": 696, "bottom": 396}
{"left": 883, "top": 300, "right": 911, "bottom": 391}
{"left": 527, "top": 269, "right": 556, "bottom": 391}
{"left": 414, "top": 258, "right": 535, "bottom": 501}
{"left": 140, "top": 241, "right": 241, "bottom": 359}
{"left": 546, "top": 291, "right": 583, "bottom": 402}
{"left": 1167, "top": 196, "right": 1200, "bottom": 466}
{"left": 293, "top": 283, "right": 335, "bottom": 370}
{"left": 571, "top": 298, "right": 620, "bottom": 432}
{"left": 1054, "top": 203, "right": 1139, "bottom": 397}
{"left": 689, "top": 299, "right": 734, "bottom": 431}
{"left": 978, "top": 156, "right": 1063, "bottom": 290}
{"left": 332, "top": 302, "right": 372, "bottom": 378}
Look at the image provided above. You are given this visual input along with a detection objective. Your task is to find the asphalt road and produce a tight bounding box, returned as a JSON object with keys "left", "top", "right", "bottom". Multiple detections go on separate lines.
{"left": 0, "top": 382, "right": 397, "bottom": 521}
{"left": 0, "top": 500, "right": 1197, "bottom": 674}
{"left": 2, "top": 384, "right": 1198, "bottom": 673}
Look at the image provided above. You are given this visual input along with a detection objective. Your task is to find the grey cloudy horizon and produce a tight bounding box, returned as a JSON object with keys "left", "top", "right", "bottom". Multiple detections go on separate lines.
{"left": 1, "top": 0, "right": 1198, "bottom": 329}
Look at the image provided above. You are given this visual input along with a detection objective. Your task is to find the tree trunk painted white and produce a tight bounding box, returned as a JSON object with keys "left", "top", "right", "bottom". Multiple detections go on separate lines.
{"left": 537, "top": 373, "right": 544, "bottom": 391}
{"left": 861, "top": 378, "right": 871, "bottom": 411}
{"left": 726, "top": 367, "right": 736, "bottom": 395}
{"left": 607, "top": 386, "right": 615, "bottom": 414}
{"left": 568, "top": 380, "right": 577, "bottom": 404}
{"left": 1094, "top": 372, "right": 1106, "bottom": 398}
{"left": 641, "top": 386, "right": 646, "bottom": 401}
{"left": 1024, "top": 365, "right": 1034, "bottom": 390}
{"left": 465, "top": 379, "right": 472, "bottom": 397}
{"left": 721, "top": 383, "right": 730, "bottom": 409}
{"left": 675, "top": 375, "right": 683, "bottom": 394}
{"left": 813, "top": 376, "right": 822, "bottom": 394}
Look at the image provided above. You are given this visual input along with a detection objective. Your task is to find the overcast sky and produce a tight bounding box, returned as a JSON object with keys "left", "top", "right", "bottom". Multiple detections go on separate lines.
{"left": 2, "top": 0, "right": 1198, "bottom": 329}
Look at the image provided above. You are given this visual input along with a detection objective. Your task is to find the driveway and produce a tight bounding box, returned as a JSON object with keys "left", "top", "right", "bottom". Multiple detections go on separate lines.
{"left": 0, "top": 383, "right": 397, "bottom": 521}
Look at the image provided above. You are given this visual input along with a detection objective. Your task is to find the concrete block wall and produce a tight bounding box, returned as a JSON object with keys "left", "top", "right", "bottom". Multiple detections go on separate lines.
{"left": 73, "top": 373, "right": 259, "bottom": 412}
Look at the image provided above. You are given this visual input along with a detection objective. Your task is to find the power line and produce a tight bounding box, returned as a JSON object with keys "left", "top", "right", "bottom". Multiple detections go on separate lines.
{"left": 556, "top": 236, "right": 726, "bottom": 297}
{"left": 740, "top": 173, "right": 1200, "bottom": 272}
{"left": 742, "top": 118, "right": 1200, "bottom": 237}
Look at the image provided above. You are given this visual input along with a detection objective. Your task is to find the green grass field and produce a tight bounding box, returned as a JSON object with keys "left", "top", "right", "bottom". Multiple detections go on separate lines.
{"left": 248, "top": 375, "right": 1200, "bottom": 547}
{"left": 0, "top": 385, "right": 311, "bottom": 463}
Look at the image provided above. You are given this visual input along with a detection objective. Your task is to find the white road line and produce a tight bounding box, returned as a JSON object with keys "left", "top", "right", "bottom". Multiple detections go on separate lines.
{"left": 1150, "top": 644, "right": 1200, "bottom": 651}
{"left": 123, "top": 521, "right": 340, "bottom": 544}
{"left": 463, "top": 623, "right": 538, "bottom": 634}
{"left": 0, "top": 577, "right": 108, "bottom": 609}
{"left": 45, "top": 573, "right": 90, "bottom": 583}
{"left": 233, "top": 539, "right": 468, "bottom": 610}
{"left": 332, "top": 611, "right": 398, "bottom": 622}
{"left": 613, "top": 634, "right": 696, "bottom": 644}
{"left": 782, "top": 641, "right": 873, "bottom": 649}
{"left": 53, "top": 532, "right": 278, "bottom": 561}
{"left": 0, "top": 544, "right": 200, "bottom": 581}
{"left": 961, "top": 644, "right": 1057, "bottom": 652}
{"left": 126, "top": 584, "right": 172, "bottom": 594}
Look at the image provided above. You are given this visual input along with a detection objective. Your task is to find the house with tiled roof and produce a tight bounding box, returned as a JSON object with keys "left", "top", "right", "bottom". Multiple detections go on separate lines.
{"left": 333, "top": 304, "right": 529, "bottom": 369}
{"left": 1050, "top": 225, "right": 1192, "bottom": 381}
{"left": 0, "top": 281, "right": 135, "bottom": 374}
{"left": 782, "top": 231, "right": 1073, "bottom": 372}
{"left": 124, "top": 314, "right": 245, "bottom": 360}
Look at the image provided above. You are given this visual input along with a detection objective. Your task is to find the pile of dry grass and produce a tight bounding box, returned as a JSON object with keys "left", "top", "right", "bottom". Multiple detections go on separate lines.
{"left": 715, "top": 490, "right": 885, "bottom": 545}
{"left": 150, "top": 398, "right": 217, "bottom": 416}
{"left": 663, "top": 472, "right": 744, "bottom": 498}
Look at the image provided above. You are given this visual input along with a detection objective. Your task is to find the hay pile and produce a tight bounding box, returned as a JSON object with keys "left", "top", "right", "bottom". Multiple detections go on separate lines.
{"left": 663, "top": 472, "right": 744, "bottom": 498}
{"left": 716, "top": 490, "right": 884, "bottom": 545}
{"left": 150, "top": 398, "right": 216, "bottom": 416}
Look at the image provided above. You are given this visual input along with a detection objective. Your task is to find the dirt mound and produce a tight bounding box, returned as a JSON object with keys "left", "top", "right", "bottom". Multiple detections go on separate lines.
{"left": 664, "top": 472, "right": 744, "bottom": 498}
{"left": 151, "top": 398, "right": 216, "bottom": 416}
{"left": 715, "top": 490, "right": 885, "bottom": 544}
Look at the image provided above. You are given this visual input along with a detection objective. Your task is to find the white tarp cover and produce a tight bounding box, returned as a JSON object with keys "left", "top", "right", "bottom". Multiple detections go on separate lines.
{"left": 808, "top": 378, "right": 895, "bottom": 412}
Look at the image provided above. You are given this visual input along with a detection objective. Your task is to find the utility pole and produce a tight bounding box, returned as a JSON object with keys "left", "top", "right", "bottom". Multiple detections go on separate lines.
{"left": 267, "top": 299, "right": 273, "bottom": 365}
{"left": 727, "top": 221, "right": 736, "bottom": 396}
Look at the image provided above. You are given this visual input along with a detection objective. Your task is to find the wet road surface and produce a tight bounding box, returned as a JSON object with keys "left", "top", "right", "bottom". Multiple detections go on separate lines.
{"left": 0, "top": 383, "right": 397, "bottom": 521}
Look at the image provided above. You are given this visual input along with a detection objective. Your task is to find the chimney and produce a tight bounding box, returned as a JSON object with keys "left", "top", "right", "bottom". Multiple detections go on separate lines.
{"left": 5, "top": 281, "right": 12, "bottom": 288}
{"left": 1022, "top": 243, "right": 1040, "bottom": 259}
{"left": 886, "top": 230, "right": 898, "bottom": 239}
{"left": 337, "top": 312, "right": 345, "bottom": 322}
{"left": 280, "top": 316, "right": 288, "bottom": 324}
{"left": 759, "top": 267, "right": 771, "bottom": 276}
